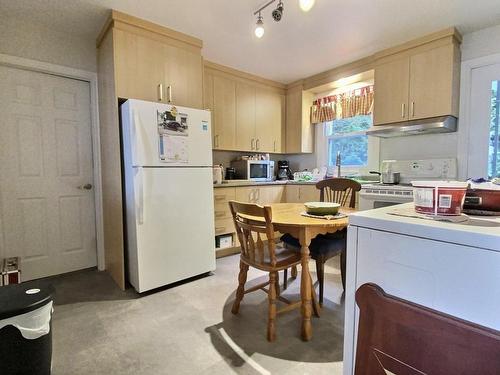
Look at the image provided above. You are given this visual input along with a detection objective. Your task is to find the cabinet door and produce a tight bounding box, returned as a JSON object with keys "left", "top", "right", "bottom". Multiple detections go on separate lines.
{"left": 235, "top": 82, "right": 256, "bottom": 151}
{"left": 299, "top": 185, "right": 320, "bottom": 202}
{"left": 256, "top": 89, "right": 284, "bottom": 153}
{"left": 258, "top": 186, "right": 285, "bottom": 204}
{"left": 373, "top": 57, "right": 410, "bottom": 125}
{"left": 203, "top": 71, "right": 215, "bottom": 147}
{"left": 213, "top": 75, "right": 236, "bottom": 150}
{"left": 285, "top": 185, "right": 301, "bottom": 203}
{"left": 235, "top": 187, "right": 257, "bottom": 203}
{"left": 409, "top": 44, "right": 456, "bottom": 119}
{"left": 285, "top": 89, "right": 302, "bottom": 152}
{"left": 114, "top": 30, "right": 165, "bottom": 102}
{"left": 164, "top": 45, "right": 203, "bottom": 109}
{"left": 285, "top": 89, "right": 313, "bottom": 153}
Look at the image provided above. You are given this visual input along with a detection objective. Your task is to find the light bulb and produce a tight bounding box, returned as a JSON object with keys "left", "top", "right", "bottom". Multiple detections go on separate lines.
{"left": 299, "top": 0, "right": 315, "bottom": 12}
{"left": 255, "top": 16, "right": 264, "bottom": 38}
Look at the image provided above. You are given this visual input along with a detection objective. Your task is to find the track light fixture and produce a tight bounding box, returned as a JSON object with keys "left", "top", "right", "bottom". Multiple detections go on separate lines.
{"left": 272, "top": 1, "right": 284, "bottom": 22}
{"left": 253, "top": 0, "right": 315, "bottom": 38}
{"left": 299, "top": 0, "right": 315, "bottom": 12}
{"left": 255, "top": 13, "right": 265, "bottom": 38}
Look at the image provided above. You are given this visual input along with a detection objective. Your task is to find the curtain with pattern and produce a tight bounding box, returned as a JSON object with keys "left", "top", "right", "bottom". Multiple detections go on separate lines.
{"left": 310, "top": 85, "right": 374, "bottom": 124}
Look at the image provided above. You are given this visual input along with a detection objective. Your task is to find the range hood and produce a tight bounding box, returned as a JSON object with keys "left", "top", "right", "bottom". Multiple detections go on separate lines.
{"left": 366, "top": 116, "right": 457, "bottom": 138}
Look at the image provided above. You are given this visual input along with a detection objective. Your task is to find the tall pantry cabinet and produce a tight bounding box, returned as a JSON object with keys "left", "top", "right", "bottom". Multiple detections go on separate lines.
{"left": 97, "top": 10, "right": 204, "bottom": 289}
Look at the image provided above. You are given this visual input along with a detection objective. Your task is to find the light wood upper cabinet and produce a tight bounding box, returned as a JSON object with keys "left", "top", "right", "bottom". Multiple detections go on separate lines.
{"left": 408, "top": 44, "right": 460, "bottom": 120}
{"left": 101, "top": 11, "right": 203, "bottom": 108}
{"left": 213, "top": 75, "right": 236, "bottom": 150}
{"left": 114, "top": 30, "right": 166, "bottom": 102}
{"left": 164, "top": 45, "right": 203, "bottom": 109}
{"left": 373, "top": 57, "right": 410, "bottom": 125}
{"left": 235, "top": 82, "right": 256, "bottom": 151}
{"left": 373, "top": 33, "right": 461, "bottom": 126}
{"left": 204, "top": 61, "right": 286, "bottom": 153}
{"left": 285, "top": 85, "right": 314, "bottom": 153}
{"left": 203, "top": 70, "right": 215, "bottom": 146}
{"left": 256, "top": 88, "right": 284, "bottom": 153}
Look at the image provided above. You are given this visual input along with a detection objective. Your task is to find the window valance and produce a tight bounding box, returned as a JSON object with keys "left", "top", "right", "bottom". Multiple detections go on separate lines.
{"left": 310, "top": 85, "right": 374, "bottom": 124}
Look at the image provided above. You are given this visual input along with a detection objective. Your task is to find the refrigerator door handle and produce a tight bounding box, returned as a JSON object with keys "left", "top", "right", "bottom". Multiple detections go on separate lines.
{"left": 136, "top": 167, "right": 145, "bottom": 225}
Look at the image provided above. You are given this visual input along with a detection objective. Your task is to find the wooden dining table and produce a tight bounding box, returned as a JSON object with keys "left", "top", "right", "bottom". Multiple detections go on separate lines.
{"left": 248, "top": 202, "right": 354, "bottom": 341}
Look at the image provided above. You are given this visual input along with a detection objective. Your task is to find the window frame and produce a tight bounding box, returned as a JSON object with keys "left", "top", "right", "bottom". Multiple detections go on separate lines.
{"left": 317, "top": 116, "right": 380, "bottom": 176}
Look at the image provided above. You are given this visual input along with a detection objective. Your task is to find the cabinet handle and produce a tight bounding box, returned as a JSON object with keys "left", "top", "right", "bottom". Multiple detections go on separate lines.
{"left": 214, "top": 195, "right": 225, "bottom": 202}
{"left": 411, "top": 101, "right": 415, "bottom": 118}
{"left": 256, "top": 139, "right": 260, "bottom": 150}
{"left": 167, "top": 85, "right": 172, "bottom": 103}
{"left": 251, "top": 138, "right": 255, "bottom": 150}
{"left": 215, "top": 211, "right": 226, "bottom": 218}
{"left": 158, "top": 84, "right": 164, "bottom": 102}
{"left": 401, "top": 103, "right": 405, "bottom": 118}
{"left": 273, "top": 140, "right": 276, "bottom": 152}
{"left": 214, "top": 134, "right": 219, "bottom": 148}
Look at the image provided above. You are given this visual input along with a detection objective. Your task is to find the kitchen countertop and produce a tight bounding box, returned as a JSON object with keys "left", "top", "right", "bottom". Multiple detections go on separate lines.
{"left": 213, "top": 180, "right": 319, "bottom": 188}
{"left": 349, "top": 203, "right": 500, "bottom": 252}
{"left": 213, "top": 178, "right": 378, "bottom": 188}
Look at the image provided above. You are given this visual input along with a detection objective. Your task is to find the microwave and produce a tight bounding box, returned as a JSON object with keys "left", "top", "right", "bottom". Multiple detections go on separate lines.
{"left": 231, "top": 160, "right": 275, "bottom": 181}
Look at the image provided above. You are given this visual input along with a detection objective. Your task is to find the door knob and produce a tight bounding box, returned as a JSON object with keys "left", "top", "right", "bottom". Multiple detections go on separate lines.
{"left": 78, "top": 183, "right": 93, "bottom": 190}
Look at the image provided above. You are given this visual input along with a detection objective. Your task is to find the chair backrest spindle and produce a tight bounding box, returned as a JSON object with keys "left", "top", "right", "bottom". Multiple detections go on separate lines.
{"left": 316, "top": 178, "right": 362, "bottom": 208}
{"left": 229, "top": 201, "right": 277, "bottom": 267}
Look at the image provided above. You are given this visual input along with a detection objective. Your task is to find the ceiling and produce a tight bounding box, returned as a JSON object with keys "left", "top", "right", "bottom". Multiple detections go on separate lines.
{"left": 1, "top": 0, "right": 500, "bottom": 83}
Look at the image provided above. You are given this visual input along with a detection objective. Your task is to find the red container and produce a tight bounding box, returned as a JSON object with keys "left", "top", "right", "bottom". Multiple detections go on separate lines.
{"left": 412, "top": 181, "right": 468, "bottom": 216}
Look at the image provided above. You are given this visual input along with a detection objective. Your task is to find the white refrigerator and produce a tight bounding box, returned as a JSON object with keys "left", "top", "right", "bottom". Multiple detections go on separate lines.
{"left": 121, "top": 99, "right": 215, "bottom": 293}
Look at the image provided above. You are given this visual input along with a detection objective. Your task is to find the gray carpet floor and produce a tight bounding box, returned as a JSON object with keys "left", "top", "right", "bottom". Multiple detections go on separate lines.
{"left": 47, "top": 254, "right": 345, "bottom": 374}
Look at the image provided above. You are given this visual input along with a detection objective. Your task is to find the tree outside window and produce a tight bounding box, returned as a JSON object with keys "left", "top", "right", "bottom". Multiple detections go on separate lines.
{"left": 325, "top": 115, "right": 372, "bottom": 167}
{"left": 489, "top": 80, "right": 500, "bottom": 178}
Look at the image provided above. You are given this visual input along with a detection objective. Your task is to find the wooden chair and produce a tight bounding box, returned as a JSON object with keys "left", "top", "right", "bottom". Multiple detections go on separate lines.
{"left": 228, "top": 200, "right": 319, "bottom": 342}
{"left": 283, "top": 178, "right": 361, "bottom": 305}
{"left": 355, "top": 283, "right": 500, "bottom": 374}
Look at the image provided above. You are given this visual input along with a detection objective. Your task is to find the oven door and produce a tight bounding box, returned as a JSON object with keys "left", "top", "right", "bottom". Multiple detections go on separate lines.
{"left": 359, "top": 193, "right": 413, "bottom": 211}
{"left": 248, "top": 161, "right": 271, "bottom": 181}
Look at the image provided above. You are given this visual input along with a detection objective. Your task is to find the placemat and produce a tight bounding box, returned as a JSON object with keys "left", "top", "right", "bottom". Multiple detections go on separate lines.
{"left": 300, "top": 212, "right": 347, "bottom": 220}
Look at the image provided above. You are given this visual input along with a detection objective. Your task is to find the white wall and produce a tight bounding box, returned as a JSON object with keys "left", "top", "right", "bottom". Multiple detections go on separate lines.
{"left": 461, "top": 24, "right": 500, "bottom": 62}
{"left": 0, "top": 16, "right": 97, "bottom": 72}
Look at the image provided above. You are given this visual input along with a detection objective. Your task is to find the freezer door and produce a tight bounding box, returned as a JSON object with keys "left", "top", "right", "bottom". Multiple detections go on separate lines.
{"left": 126, "top": 167, "right": 216, "bottom": 292}
{"left": 121, "top": 99, "right": 212, "bottom": 167}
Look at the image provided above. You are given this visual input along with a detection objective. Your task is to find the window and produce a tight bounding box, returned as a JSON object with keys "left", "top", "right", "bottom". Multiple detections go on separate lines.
{"left": 489, "top": 80, "right": 499, "bottom": 178}
{"left": 324, "top": 115, "right": 373, "bottom": 168}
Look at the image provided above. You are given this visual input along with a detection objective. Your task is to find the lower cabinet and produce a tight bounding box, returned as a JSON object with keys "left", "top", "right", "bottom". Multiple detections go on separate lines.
{"left": 214, "top": 185, "right": 286, "bottom": 257}
{"left": 235, "top": 185, "right": 285, "bottom": 205}
{"left": 285, "top": 185, "right": 319, "bottom": 203}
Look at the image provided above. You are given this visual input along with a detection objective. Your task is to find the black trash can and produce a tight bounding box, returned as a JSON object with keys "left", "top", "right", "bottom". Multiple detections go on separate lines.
{"left": 0, "top": 283, "right": 54, "bottom": 375}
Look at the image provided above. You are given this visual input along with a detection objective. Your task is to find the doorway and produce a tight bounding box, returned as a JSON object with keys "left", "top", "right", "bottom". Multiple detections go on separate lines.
{"left": 0, "top": 65, "right": 98, "bottom": 280}
{"left": 466, "top": 61, "right": 500, "bottom": 179}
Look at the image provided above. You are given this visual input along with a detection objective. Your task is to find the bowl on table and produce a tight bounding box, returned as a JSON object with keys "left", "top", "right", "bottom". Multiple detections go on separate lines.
{"left": 304, "top": 202, "right": 341, "bottom": 216}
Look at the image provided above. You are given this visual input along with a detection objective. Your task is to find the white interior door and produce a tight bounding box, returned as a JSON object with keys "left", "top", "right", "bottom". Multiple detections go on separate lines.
{"left": 0, "top": 65, "right": 97, "bottom": 280}
{"left": 467, "top": 63, "right": 500, "bottom": 179}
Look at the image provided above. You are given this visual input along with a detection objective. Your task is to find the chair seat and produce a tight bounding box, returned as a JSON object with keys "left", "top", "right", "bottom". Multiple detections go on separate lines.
{"left": 281, "top": 230, "right": 347, "bottom": 259}
{"left": 242, "top": 243, "right": 302, "bottom": 271}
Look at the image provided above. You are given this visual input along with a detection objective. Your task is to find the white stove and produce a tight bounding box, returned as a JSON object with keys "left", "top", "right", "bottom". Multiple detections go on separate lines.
{"left": 359, "top": 158, "right": 457, "bottom": 210}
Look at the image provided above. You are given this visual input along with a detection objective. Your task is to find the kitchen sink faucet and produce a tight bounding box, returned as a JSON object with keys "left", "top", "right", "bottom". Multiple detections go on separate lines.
{"left": 336, "top": 151, "right": 341, "bottom": 178}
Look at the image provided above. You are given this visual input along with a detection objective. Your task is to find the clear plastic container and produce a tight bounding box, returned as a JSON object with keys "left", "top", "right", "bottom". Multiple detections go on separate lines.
{"left": 412, "top": 181, "right": 468, "bottom": 216}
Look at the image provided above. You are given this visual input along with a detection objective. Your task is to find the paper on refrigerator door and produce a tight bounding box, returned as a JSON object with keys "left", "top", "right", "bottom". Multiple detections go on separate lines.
{"left": 159, "top": 134, "right": 188, "bottom": 163}
{"left": 157, "top": 108, "right": 189, "bottom": 163}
